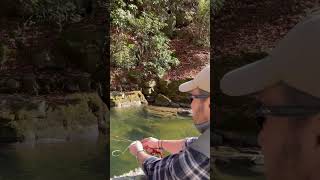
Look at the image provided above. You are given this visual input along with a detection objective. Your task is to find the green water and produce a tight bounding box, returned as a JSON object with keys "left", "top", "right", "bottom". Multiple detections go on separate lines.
{"left": 110, "top": 106, "right": 199, "bottom": 177}
{"left": 0, "top": 139, "right": 106, "bottom": 180}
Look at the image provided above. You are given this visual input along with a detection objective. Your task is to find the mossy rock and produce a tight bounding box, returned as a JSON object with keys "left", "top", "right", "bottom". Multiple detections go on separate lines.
{"left": 143, "top": 105, "right": 178, "bottom": 118}
{"left": 110, "top": 91, "right": 148, "bottom": 108}
{"left": 0, "top": 93, "right": 107, "bottom": 143}
{"left": 154, "top": 94, "right": 171, "bottom": 107}
{"left": 155, "top": 79, "right": 191, "bottom": 103}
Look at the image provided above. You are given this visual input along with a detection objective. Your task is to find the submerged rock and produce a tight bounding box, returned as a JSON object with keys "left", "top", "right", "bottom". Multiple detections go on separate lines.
{"left": 177, "top": 108, "right": 192, "bottom": 117}
{"left": 144, "top": 105, "right": 178, "bottom": 118}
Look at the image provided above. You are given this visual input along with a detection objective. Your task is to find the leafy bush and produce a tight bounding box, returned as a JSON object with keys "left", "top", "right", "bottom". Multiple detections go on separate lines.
{"left": 192, "top": 0, "right": 210, "bottom": 46}
{"left": 111, "top": 0, "right": 179, "bottom": 79}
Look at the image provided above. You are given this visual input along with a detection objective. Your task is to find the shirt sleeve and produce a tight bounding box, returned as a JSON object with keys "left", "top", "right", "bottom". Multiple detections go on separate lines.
{"left": 184, "top": 137, "right": 198, "bottom": 148}
{"left": 142, "top": 147, "right": 209, "bottom": 180}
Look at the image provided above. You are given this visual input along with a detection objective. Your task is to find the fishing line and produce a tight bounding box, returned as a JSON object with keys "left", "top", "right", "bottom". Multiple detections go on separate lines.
{"left": 111, "top": 135, "right": 134, "bottom": 142}
{"left": 112, "top": 145, "right": 130, "bottom": 157}
{"left": 111, "top": 135, "right": 133, "bottom": 157}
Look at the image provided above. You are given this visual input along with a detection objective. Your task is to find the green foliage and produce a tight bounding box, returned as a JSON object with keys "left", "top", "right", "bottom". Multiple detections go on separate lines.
{"left": 111, "top": 0, "right": 179, "bottom": 79}
{"left": 24, "top": 0, "right": 83, "bottom": 30}
{"left": 111, "top": 33, "right": 137, "bottom": 69}
{"left": 192, "top": 0, "right": 210, "bottom": 46}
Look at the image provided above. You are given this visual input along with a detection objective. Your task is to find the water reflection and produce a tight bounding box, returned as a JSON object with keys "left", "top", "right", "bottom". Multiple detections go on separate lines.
{"left": 0, "top": 129, "right": 106, "bottom": 180}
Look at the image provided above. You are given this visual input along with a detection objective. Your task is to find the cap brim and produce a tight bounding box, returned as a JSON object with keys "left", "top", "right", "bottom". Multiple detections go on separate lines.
{"left": 179, "top": 80, "right": 196, "bottom": 92}
{"left": 220, "top": 56, "right": 280, "bottom": 96}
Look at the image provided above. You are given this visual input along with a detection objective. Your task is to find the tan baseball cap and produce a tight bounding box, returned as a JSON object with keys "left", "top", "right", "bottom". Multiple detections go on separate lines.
{"left": 220, "top": 12, "right": 320, "bottom": 98}
{"left": 179, "top": 65, "right": 210, "bottom": 93}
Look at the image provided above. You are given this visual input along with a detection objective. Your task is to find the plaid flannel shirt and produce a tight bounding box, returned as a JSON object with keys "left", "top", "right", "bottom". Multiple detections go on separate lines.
{"left": 142, "top": 137, "right": 210, "bottom": 180}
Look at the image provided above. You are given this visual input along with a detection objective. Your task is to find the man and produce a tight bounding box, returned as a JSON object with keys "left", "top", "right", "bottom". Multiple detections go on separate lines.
{"left": 128, "top": 66, "right": 210, "bottom": 180}
{"left": 220, "top": 11, "right": 320, "bottom": 180}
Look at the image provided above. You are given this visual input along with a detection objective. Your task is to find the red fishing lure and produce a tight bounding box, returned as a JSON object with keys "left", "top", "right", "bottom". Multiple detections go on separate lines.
{"left": 144, "top": 145, "right": 164, "bottom": 158}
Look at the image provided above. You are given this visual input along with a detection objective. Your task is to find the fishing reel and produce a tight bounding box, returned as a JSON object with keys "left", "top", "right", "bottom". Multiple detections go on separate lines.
{"left": 144, "top": 145, "right": 164, "bottom": 158}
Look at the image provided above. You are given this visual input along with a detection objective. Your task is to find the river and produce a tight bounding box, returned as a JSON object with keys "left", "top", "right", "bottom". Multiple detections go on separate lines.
{"left": 0, "top": 127, "right": 107, "bottom": 180}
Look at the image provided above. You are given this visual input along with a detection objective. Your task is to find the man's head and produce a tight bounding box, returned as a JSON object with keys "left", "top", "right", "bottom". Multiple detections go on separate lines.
{"left": 179, "top": 66, "right": 210, "bottom": 125}
{"left": 220, "top": 11, "right": 320, "bottom": 180}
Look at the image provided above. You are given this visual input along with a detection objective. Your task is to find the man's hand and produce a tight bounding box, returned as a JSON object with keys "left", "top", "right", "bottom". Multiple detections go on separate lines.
{"left": 129, "top": 141, "right": 144, "bottom": 156}
{"left": 141, "top": 137, "right": 160, "bottom": 149}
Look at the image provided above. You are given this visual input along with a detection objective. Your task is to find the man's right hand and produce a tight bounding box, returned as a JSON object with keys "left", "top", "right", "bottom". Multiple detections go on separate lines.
{"left": 141, "top": 137, "right": 160, "bottom": 149}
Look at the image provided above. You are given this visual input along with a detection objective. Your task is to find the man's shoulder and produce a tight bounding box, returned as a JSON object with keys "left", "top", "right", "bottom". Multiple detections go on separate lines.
{"left": 188, "top": 129, "right": 210, "bottom": 157}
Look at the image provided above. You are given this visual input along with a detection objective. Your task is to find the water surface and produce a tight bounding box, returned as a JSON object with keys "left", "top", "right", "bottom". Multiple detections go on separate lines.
{"left": 0, "top": 130, "right": 106, "bottom": 180}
